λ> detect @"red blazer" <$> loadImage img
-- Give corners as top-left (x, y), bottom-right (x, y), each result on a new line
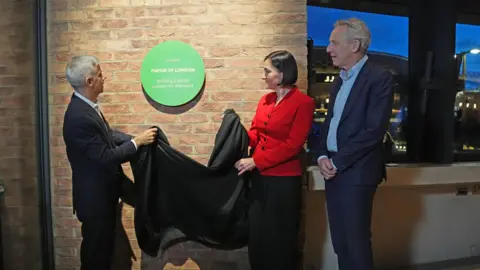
top-left (248, 87), bottom-right (315, 176)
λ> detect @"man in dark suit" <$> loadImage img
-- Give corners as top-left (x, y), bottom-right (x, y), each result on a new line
top-left (62, 55), bottom-right (157, 270)
top-left (317, 18), bottom-right (394, 270)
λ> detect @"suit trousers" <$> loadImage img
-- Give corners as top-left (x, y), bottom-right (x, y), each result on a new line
top-left (325, 178), bottom-right (377, 270)
top-left (248, 173), bottom-right (302, 270)
top-left (79, 215), bottom-right (116, 270)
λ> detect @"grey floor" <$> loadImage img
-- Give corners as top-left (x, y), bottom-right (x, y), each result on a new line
top-left (399, 260), bottom-right (480, 270)
top-left (382, 257), bottom-right (480, 270)
top-left (442, 266), bottom-right (480, 270)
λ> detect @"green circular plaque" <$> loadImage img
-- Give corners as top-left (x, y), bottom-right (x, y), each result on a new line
top-left (140, 40), bottom-right (205, 107)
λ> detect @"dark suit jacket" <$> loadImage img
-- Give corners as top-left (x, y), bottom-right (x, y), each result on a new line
top-left (63, 94), bottom-right (137, 220)
top-left (318, 60), bottom-right (394, 185)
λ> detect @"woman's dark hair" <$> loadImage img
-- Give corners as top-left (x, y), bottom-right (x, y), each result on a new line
top-left (264, 50), bottom-right (298, 86)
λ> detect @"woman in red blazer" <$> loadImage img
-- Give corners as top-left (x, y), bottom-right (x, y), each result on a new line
top-left (235, 50), bottom-right (315, 270)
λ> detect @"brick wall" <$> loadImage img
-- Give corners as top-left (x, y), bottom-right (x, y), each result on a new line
top-left (48, 1), bottom-right (307, 269)
top-left (0, 1), bottom-right (43, 270)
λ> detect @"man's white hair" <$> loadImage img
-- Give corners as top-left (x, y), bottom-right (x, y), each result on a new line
top-left (65, 55), bottom-right (99, 90)
top-left (334, 18), bottom-right (371, 52)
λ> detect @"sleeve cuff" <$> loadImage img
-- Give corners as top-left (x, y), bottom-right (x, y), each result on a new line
top-left (317, 155), bottom-right (337, 169)
top-left (330, 159), bottom-right (337, 170)
top-left (252, 154), bottom-right (264, 171)
top-left (317, 155), bottom-right (328, 162)
top-left (130, 139), bottom-right (137, 150)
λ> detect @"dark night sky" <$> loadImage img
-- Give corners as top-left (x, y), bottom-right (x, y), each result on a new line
top-left (307, 6), bottom-right (480, 90)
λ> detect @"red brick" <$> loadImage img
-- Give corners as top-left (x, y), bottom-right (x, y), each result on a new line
top-left (179, 114), bottom-right (208, 123)
top-left (194, 145), bottom-right (214, 155)
top-left (55, 218), bottom-right (81, 228)
top-left (173, 6), bottom-right (208, 15)
top-left (115, 7), bottom-right (145, 18)
top-left (100, 0), bottom-right (130, 7)
top-left (258, 13), bottom-right (306, 24)
top-left (112, 114), bottom-right (145, 124)
top-left (243, 90), bottom-right (269, 101)
top-left (178, 135), bottom-right (210, 145)
top-left (128, 62), bottom-right (141, 71)
top-left (69, 21), bottom-right (96, 31)
top-left (162, 124), bottom-right (193, 134)
top-left (55, 228), bottom-right (75, 238)
top-left (211, 91), bottom-right (243, 101)
top-left (208, 4), bottom-right (257, 14)
top-left (130, 0), bottom-right (162, 6)
top-left (101, 104), bottom-right (130, 114)
top-left (209, 48), bottom-right (241, 57)
top-left (113, 51), bottom-right (146, 60)
top-left (55, 52), bottom-right (114, 62)
top-left (172, 145), bottom-right (194, 155)
top-left (100, 19), bottom-right (129, 28)
top-left (85, 30), bottom-right (112, 40)
top-left (55, 247), bottom-right (77, 257)
top-left (194, 101), bottom-right (228, 112)
top-left (55, 238), bottom-right (82, 247)
top-left (132, 18), bottom-right (160, 27)
top-left (194, 123), bottom-right (221, 134)
top-left (225, 57), bottom-right (262, 68)
top-left (130, 103), bottom-right (156, 113)
top-left (145, 28), bottom-right (175, 38)
top-left (115, 71), bottom-right (139, 81)
top-left (147, 113), bottom-right (179, 123)
top-left (85, 8), bottom-right (115, 19)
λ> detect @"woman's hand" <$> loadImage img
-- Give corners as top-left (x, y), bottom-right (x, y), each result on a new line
top-left (235, 158), bottom-right (256, 175)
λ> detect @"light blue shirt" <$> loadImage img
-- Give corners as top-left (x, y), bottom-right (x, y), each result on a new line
top-left (74, 91), bottom-right (98, 110)
top-left (319, 55), bottom-right (368, 167)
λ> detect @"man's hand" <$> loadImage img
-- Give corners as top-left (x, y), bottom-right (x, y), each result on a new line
top-left (317, 157), bottom-right (336, 180)
top-left (133, 128), bottom-right (157, 147)
top-left (235, 158), bottom-right (256, 175)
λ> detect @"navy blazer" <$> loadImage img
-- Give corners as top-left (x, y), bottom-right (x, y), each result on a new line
top-left (63, 94), bottom-right (137, 220)
top-left (317, 60), bottom-right (394, 185)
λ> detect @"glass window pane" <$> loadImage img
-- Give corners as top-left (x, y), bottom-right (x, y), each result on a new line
top-left (454, 23), bottom-right (480, 153)
top-left (306, 6), bottom-right (409, 162)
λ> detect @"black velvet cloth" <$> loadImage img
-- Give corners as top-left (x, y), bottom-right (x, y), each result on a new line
top-left (129, 109), bottom-right (251, 257)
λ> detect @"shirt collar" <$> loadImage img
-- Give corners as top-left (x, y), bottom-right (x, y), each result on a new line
top-left (74, 91), bottom-right (98, 109)
top-left (339, 55), bottom-right (368, 81)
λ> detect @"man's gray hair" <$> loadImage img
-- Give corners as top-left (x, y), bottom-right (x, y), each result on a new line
top-left (334, 18), bottom-right (371, 52)
top-left (65, 55), bottom-right (99, 90)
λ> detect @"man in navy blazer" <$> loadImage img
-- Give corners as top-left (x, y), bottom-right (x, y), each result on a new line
top-left (317, 18), bottom-right (394, 270)
top-left (63, 55), bottom-right (157, 270)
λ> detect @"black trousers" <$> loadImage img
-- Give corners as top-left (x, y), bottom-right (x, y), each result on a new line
top-left (248, 173), bottom-right (302, 270)
top-left (79, 215), bottom-right (116, 270)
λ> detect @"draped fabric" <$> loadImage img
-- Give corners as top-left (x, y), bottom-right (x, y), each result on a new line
top-left (129, 109), bottom-right (251, 257)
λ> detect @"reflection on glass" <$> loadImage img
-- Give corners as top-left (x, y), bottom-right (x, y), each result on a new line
top-left (454, 24), bottom-right (480, 153)
top-left (306, 6), bottom-right (409, 162)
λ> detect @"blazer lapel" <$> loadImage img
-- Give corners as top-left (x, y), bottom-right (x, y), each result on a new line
top-left (98, 111), bottom-right (117, 147)
top-left (338, 61), bottom-right (370, 125)
top-left (72, 95), bottom-right (115, 148)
